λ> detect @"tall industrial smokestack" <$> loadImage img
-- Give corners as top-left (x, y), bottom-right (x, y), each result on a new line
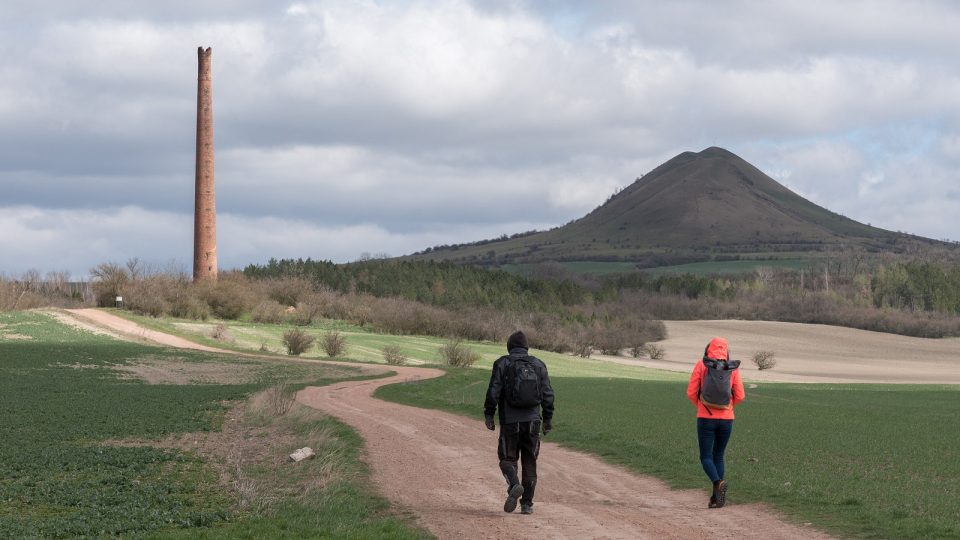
top-left (193, 46), bottom-right (217, 280)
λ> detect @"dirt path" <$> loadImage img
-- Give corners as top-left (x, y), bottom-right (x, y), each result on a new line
top-left (60, 309), bottom-right (234, 353)
top-left (297, 370), bottom-right (830, 540)
top-left (55, 309), bottom-right (832, 539)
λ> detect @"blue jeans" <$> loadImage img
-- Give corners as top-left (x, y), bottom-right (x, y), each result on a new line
top-left (696, 418), bottom-right (733, 483)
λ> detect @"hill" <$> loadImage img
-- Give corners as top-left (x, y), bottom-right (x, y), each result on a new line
top-left (410, 147), bottom-right (944, 266)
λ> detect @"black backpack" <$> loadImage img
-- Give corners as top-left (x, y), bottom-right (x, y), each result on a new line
top-left (505, 356), bottom-right (542, 408)
top-left (699, 357), bottom-right (741, 411)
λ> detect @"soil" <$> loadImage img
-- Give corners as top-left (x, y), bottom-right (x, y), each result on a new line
top-left (596, 320), bottom-right (960, 384)
top-left (55, 308), bottom-right (838, 539)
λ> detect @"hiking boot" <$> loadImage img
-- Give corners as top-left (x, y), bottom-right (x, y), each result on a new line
top-left (708, 494), bottom-right (718, 509)
top-left (714, 480), bottom-right (728, 508)
top-left (520, 503), bottom-right (533, 515)
top-left (503, 484), bottom-right (524, 513)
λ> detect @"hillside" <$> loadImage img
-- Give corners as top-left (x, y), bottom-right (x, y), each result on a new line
top-left (410, 147), bottom-right (943, 266)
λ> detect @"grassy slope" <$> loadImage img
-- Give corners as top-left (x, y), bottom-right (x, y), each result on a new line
top-left (376, 370), bottom-right (960, 539)
top-left (0, 311), bottom-right (427, 539)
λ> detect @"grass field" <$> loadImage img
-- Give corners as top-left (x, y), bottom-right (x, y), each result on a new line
top-left (0, 311), bottom-right (427, 538)
top-left (502, 259), bottom-right (811, 277)
top-left (376, 369), bottom-right (960, 539)
top-left (110, 310), bottom-right (685, 381)
top-left (640, 259), bottom-right (812, 276)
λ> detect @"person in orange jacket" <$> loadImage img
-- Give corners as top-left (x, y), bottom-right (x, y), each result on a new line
top-left (686, 336), bottom-right (745, 508)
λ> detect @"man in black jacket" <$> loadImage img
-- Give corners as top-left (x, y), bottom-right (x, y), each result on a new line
top-left (484, 330), bottom-right (555, 515)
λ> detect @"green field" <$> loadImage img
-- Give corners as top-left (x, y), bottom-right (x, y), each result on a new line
top-left (501, 259), bottom-right (812, 277)
top-left (0, 311), bottom-right (427, 538)
top-left (377, 370), bottom-right (960, 539)
top-left (640, 259), bottom-right (813, 276)
top-left (501, 261), bottom-right (642, 276)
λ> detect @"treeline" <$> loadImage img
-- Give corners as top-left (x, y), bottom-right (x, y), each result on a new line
top-left (0, 271), bottom-right (89, 310)
top-left (240, 257), bottom-right (960, 338)
top-left (84, 263), bottom-right (664, 356)
top-left (242, 258), bottom-right (589, 311)
top-left (604, 260), bottom-right (960, 337)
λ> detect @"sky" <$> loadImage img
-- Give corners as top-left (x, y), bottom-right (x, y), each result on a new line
top-left (2, 0), bottom-right (959, 278)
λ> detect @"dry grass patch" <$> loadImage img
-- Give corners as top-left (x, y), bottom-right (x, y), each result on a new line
top-left (105, 388), bottom-right (349, 514)
top-left (112, 356), bottom-right (257, 385)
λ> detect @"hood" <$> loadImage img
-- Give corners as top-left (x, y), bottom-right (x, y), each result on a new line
top-left (507, 330), bottom-right (528, 351)
top-left (704, 337), bottom-right (729, 360)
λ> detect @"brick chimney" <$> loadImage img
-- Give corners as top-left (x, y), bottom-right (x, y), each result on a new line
top-left (193, 46), bottom-right (218, 280)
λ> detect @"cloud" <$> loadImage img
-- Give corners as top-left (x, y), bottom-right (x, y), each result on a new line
top-left (3, 0), bottom-right (960, 274)
top-left (0, 205), bottom-right (549, 277)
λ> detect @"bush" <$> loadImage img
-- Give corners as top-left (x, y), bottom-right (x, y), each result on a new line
top-left (382, 345), bottom-right (407, 365)
top-left (90, 262), bottom-right (130, 307)
top-left (265, 277), bottom-right (314, 307)
top-left (752, 350), bottom-right (777, 370)
top-left (321, 331), bottom-right (347, 358)
top-left (211, 323), bottom-right (233, 342)
top-left (282, 328), bottom-right (315, 356)
top-left (643, 343), bottom-right (665, 360)
top-left (439, 339), bottom-right (480, 367)
top-left (265, 382), bottom-right (295, 416)
top-left (197, 273), bottom-right (257, 320)
top-left (251, 300), bottom-right (288, 324)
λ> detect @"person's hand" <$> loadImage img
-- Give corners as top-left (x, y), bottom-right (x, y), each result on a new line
top-left (542, 420), bottom-right (552, 436)
top-left (484, 416), bottom-right (496, 431)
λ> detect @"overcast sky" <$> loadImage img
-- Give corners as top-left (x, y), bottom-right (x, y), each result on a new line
top-left (3, 0), bottom-right (959, 277)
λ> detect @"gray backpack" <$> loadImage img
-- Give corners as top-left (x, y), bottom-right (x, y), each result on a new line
top-left (699, 357), bottom-right (740, 411)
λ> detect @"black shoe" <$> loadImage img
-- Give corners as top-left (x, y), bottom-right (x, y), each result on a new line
top-left (715, 480), bottom-right (728, 508)
top-left (520, 503), bottom-right (533, 515)
top-left (708, 494), bottom-right (718, 509)
top-left (503, 484), bottom-right (524, 513)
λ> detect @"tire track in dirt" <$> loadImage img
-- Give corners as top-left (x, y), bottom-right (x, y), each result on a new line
top-left (61, 308), bottom-right (832, 539)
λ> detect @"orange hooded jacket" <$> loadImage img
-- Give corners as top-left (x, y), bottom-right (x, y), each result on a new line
top-left (686, 337), bottom-right (745, 420)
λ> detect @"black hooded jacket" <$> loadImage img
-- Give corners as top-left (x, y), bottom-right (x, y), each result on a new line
top-left (484, 347), bottom-right (555, 424)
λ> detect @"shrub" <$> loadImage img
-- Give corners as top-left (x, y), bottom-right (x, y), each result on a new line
top-left (439, 339), bottom-right (480, 367)
top-left (211, 323), bottom-right (233, 342)
top-left (291, 301), bottom-right (325, 326)
top-left (169, 292), bottom-right (210, 320)
top-left (382, 345), bottom-right (407, 365)
top-left (265, 277), bottom-right (314, 307)
top-left (321, 331), bottom-right (347, 357)
top-left (197, 273), bottom-right (257, 320)
top-left (282, 328), bottom-right (315, 356)
top-left (265, 382), bottom-right (295, 416)
top-left (595, 325), bottom-right (630, 356)
top-left (251, 300), bottom-right (288, 324)
top-left (90, 262), bottom-right (130, 307)
top-left (752, 350), bottom-right (777, 370)
top-left (643, 343), bottom-right (665, 360)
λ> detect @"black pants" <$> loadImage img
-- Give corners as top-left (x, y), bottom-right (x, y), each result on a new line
top-left (498, 420), bottom-right (541, 505)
